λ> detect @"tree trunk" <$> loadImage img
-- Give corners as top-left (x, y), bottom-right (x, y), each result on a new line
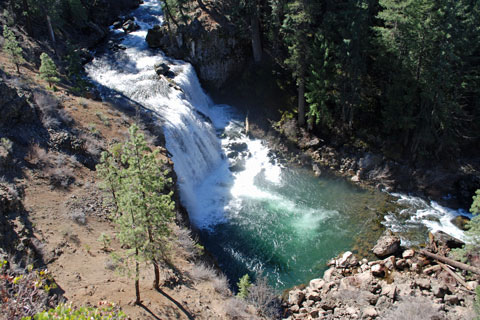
top-left (297, 33), bottom-right (306, 127)
top-left (153, 261), bottom-right (160, 289)
top-left (420, 250), bottom-right (480, 275)
top-left (46, 14), bottom-right (56, 53)
top-left (251, 3), bottom-right (262, 63)
top-left (298, 77), bottom-right (306, 126)
top-left (135, 248), bottom-right (141, 305)
top-left (22, 0), bottom-right (32, 36)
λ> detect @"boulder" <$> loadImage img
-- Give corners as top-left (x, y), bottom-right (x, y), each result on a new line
top-left (372, 234), bottom-right (401, 257)
top-left (371, 264), bottom-right (385, 277)
top-left (309, 278), bottom-right (325, 291)
top-left (383, 256), bottom-right (396, 270)
top-left (402, 249), bottom-right (415, 259)
top-left (444, 294), bottom-right (460, 305)
top-left (395, 258), bottom-right (408, 269)
top-left (432, 231), bottom-right (465, 249)
top-left (451, 216), bottom-right (470, 230)
top-left (362, 306), bottom-right (378, 318)
top-left (122, 19), bottom-right (140, 33)
top-left (228, 142), bottom-right (248, 153)
top-left (415, 278), bottom-right (431, 290)
top-left (288, 289), bottom-right (305, 306)
top-left (146, 25), bottom-right (167, 48)
top-left (337, 251), bottom-right (359, 268)
top-left (112, 20), bottom-right (123, 29)
top-left (154, 62), bottom-right (171, 76)
top-left (431, 283), bottom-right (448, 298)
top-left (229, 159), bottom-right (246, 172)
top-left (381, 284), bottom-right (397, 300)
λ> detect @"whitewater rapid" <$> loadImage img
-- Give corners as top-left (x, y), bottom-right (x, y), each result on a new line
top-left (85, 0), bottom-right (470, 287)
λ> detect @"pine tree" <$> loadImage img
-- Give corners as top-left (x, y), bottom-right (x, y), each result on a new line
top-left (281, 0), bottom-right (313, 126)
top-left (97, 124), bottom-right (176, 304)
top-left (39, 53), bottom-right (60, 89)
top-left (2, 26), bottom-right (25, 73)
top-left (375, 0), bottom-right (480, 156)
top-left (237, 274), bottom-right (252, 299)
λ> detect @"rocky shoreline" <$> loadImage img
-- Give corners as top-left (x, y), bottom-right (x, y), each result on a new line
top-left (284, 233), bottom-right (478, 320)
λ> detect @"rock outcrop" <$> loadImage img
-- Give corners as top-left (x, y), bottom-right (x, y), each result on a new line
top-left (0, 78), bottom-right (36, 129)
top-left (146, 17), bottom-right (249, 89)
top-left (284, 250), bottom-right (477, 319)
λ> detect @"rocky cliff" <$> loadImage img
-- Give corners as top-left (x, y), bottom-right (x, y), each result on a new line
top-left (146, 14), bottom-right (249, 89)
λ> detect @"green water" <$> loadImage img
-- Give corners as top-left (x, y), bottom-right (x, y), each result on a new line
top-left (198, 167), bottom-right (392, 289)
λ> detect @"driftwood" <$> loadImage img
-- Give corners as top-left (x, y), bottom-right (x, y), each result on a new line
top-left (420, 250), bottom-right (480, 275)
top-left (423, 265), bottom-right (441, 274)
top-left (438, 262), bottom-right (473, 291)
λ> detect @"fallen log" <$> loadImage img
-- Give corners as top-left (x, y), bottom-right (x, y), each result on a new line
top-left (423, 265), bottom-right (441, 274)
top-left (420, 250), bottom-right (480, 275)
top-left (438, 262), bottom-right (473, 291)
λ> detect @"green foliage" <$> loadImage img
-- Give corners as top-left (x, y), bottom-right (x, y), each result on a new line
top-left (237, 274), bottom-right (252, 299)
top-left (2, 25), bottom-right (25, 73)
top-left (39, 53), bottom-right (60, 88)
top-left (452, 190), bottom-right (480, 262)
top-left (97, 124), bottom-right (176, 301)
top-left (1, 262), bottom-right (57, 319)
top-left (67, 0), bottom-right (88, 27)
top-left (0, 137), bottom-right (13, 153)
top-left (23, 302), bottom-right (126, 320)
top-left (98, 233), bottom-right (111, 251)
top-left (63, 43), bottom-right (83, 78)
top-left (374, 0), bottom-right (480, 156)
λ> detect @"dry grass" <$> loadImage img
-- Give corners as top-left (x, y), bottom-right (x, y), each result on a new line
top-left (34, 90), bottom-right (73, 129)
top-left (189, 263), bottom-right (217, 282)
top-left (212, 273), bottom-right (231, 296)
top-left (223, 297), bottom-right (251, 319)
top-left (176, 228), bottom-right (199, 260)
top-left (247, 275), bottom-right (282, 319)
top-left (380, 296), bottom-right (443, 320)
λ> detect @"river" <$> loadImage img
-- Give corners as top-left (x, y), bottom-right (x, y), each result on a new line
top-left (86, 0), bottom-right (471, 290)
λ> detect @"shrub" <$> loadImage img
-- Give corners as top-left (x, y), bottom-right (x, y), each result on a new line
top-left (223, 297), bottom-right (250, 319)
top-left (189, 263), bottom-right (217, 282)
top-left (381, 296), bottom-right (441, 320)
top-left (0, 261), bottom-right (57, 320)
top-left (246, 275), bottom-right (282, 319)
top-left (452, 190), bottom-right (480, 262)
top-left (24, 302), bottom-right (126, 320)
top-left (46, 166), bottom-right (75, 189)
top-left (176, 228), bottom-right (201, 259)
top-left (212, 273), bottom-right (231, 296)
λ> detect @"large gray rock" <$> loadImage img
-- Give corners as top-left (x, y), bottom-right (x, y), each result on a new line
top-left (372, 234), bottom-right (401, 257)
top-left (336, 251), bottom-right (359, 268)
top-left (432, 231), bottom-right (464, 249)
top-left (122, 19), bottom-right (140, 32)
top-left (288, 289), bottom-right (305, 306)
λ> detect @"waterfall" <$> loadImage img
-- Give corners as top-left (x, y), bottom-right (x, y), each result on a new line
top-left (86, 0), bottom-right (468, 289)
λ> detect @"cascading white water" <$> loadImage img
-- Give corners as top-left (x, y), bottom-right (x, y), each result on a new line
top-left (86, 0), bottom-right (470, 288)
